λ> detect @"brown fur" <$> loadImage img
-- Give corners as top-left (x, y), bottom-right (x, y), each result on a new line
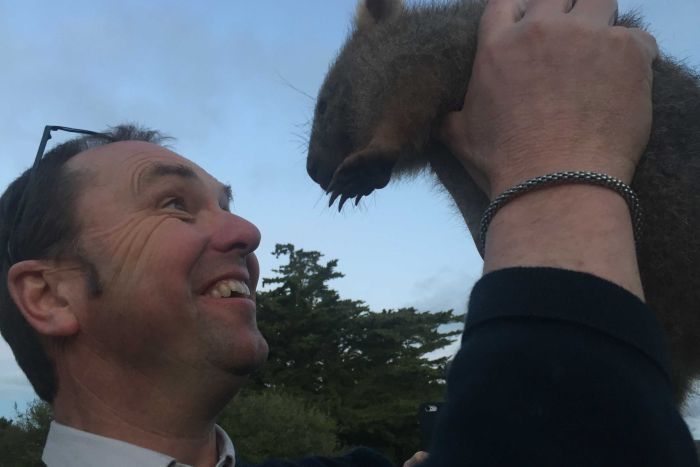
top-left (306, 0), bottom-right (700, 403)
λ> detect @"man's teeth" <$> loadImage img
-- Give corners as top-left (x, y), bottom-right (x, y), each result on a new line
top-left (206, 279), bottom-right (251, 298)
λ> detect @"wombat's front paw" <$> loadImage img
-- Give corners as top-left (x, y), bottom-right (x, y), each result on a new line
top-left (326, 148), bottom-right (398, 211)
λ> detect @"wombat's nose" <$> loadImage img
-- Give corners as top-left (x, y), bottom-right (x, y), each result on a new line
top-left (307, 157), bottom-right (328, 190)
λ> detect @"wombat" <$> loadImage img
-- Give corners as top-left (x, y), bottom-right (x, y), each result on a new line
top-left (306, 0), bottom-right (700, 403)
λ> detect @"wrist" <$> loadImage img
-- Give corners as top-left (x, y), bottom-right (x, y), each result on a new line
top-left (482, 183), bottom-right (644, 301)
top-left (480, 171), bottom-right (642, 255)
top-left (487, 153), bottom-right (636, 200)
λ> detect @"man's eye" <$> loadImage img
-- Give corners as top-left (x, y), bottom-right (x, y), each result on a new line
top-left (162, 197), bottom-right (188, 211)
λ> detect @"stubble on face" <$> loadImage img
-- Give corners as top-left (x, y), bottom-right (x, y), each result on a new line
top-left (64, 141), bottom-right (268, 382)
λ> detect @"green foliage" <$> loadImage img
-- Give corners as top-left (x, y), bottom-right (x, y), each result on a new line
top-left (219, 389), bottom-right (340, 463)
top-left (249, 244), bottom-right (463, 462)
top-left (0, 400), bottom-right (52, 467)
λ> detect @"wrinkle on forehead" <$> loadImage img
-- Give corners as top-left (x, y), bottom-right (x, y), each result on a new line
top-left (128, 152), bottom-right (169, 196)
top-left (70, 142), bottom-right (191, 181)
top-left (122, 150), bottom-right (199, 196)
top-left (70, 141), bottom-right (172, 169)
top-left (133, 162), bottom-right (202, 198)
top-left (70, 141), bottom-right (230, 205)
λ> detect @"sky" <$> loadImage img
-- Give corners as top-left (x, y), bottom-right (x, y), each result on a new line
top-left (0, 0), bottom-right (699, 436)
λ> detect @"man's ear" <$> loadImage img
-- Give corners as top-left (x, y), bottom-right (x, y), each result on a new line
top-left (7, 260), bottom-right (80, 337)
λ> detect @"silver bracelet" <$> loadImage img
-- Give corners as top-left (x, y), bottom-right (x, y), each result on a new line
top-left (478, 171), bottom-right (643, 254)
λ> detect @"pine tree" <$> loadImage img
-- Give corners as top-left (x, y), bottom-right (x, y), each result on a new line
top-left (249, 244), bottom-right (463, 462)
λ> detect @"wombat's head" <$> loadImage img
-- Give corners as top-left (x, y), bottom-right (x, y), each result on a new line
top-left (307, 0), bottom-right (406, 210)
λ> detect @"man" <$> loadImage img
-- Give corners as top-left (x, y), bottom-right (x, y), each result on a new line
top-left (0, 0), bottom-right (696, 466)
top-left (2, 129), bottom-right (263, 466)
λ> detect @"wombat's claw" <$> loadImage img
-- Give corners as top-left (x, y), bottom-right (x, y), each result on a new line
top-left (328, 191), bottom-right (341, 208)
top-left (325, 149), bottom-right (396, 210)
top-left (338, 194), bottom-right (351, 211)
top-left (325, 178), bottom-right (338, 195)
top-left (326, 191), bottom-right (362, 211)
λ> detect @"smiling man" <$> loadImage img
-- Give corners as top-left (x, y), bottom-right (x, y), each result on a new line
top-left (1, 128), bottom-right (268, 466)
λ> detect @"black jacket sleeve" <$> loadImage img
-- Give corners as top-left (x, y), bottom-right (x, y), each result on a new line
top-left (426, 267), bottom-right (698, 467)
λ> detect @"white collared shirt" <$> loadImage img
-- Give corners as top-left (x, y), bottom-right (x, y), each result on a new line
top-left (42, 421), bottom-right (236, 467)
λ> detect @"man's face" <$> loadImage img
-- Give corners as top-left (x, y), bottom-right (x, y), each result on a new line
top-left (66, 141), bottom-right (268, 382)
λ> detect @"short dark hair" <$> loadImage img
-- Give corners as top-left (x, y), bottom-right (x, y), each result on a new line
top-left (0, 124), bottom-right (170, 403)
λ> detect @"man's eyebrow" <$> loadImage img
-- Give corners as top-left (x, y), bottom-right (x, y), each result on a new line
top-left (137, 163), bottom-right (199, 194)
top-left (137, 163), bottom-right (234, 204)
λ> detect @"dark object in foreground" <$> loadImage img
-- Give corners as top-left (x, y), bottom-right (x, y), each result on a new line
top-left (429, 267), bottom-right (698, 466)
top-left (306, 0), bottom-right (700, 403)
top-left (418, 402), bottom-right (445, 451)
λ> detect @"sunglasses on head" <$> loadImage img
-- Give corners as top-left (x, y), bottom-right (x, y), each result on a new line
top-left (6, 125), bottom-right (111, 265)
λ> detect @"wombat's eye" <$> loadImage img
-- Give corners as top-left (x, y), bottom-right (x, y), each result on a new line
top-left (316, 99), bottom-right (327, 116)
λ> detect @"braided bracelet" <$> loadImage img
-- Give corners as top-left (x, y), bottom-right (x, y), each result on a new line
top-left (478, 171), bottom-right (643, 254)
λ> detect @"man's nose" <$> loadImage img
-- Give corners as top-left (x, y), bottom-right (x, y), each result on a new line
top-left (210, 211), bottom-right (261, 256)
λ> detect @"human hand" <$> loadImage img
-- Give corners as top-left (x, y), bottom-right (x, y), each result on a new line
top-left (403, 451), bottom-right (429, 467)
top-left (439, 0), bottom-right (659, 199)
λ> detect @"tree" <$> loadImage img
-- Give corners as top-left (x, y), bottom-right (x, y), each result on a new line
top-left (0, 400), bottom-right (52, 467)
top-left (249, 244), bottom-right (463, 462)
top-left (218, 389), bottom-right (340, 463)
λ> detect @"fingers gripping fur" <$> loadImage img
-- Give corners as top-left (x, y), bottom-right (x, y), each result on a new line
top-left (356, 0), bottom-right (404, 29)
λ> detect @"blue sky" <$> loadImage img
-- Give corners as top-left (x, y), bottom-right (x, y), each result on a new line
top-left (1, 0), bottom-right (699, 435)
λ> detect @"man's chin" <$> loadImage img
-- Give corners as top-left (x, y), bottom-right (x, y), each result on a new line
top-left (228, 340), bottom-right (269, 377)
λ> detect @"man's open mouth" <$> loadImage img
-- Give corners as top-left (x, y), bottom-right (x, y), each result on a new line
top-left (203, 279), bottom-right (251, 299)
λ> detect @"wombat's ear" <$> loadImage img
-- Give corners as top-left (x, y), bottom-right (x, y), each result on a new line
top-left (355, 0), bottom-right (404, 29)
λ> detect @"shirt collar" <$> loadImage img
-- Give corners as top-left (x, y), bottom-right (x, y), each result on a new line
top-left (42, 421), bottom-right (235, 467)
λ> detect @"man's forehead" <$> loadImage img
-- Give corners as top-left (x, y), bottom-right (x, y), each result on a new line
top-left (67, 140), bottom-right (224, 188)
top-left (69, 140), bottom-right (196, 173)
